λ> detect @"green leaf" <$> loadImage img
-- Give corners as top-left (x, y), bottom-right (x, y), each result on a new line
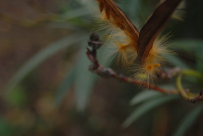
top-left (172, 105), bottom-right (203, 136)
top-left (49, 23), bottom-right (82, 31)
top-left (164, 40), bottom-right (203, 69)
top-left (164, 54), bottom-right (189, 68)
top-left (79, 0), bottom-right (96, 8)
top-left (171, 40), bottom-right (203, 70)
top-left (130, 90), bottom-right (163, 105)
top-left (54, 7), bottom-right (91, 22)
top-left (54, 67), bottom-right (75, 105)
top-left (5, 33), bottom-right (86, 94)
top-left (122, 95), bottom-right (178, 128)
top-left (74, 45), bottom-right (111, 112)
top-left (172, 40), bottom-right (203, 51)
top-left (195, 45), bottom-right (203, 73)
top-left (74, 47), bottom-right (98, 112)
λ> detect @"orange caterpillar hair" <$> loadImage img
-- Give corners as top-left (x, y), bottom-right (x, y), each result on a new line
top-left (94, 0), bottom-right (182, 84)
top-left (94, 0), bottom-right (139, 66)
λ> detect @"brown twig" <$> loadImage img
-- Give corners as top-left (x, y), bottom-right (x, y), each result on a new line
top-left (176, 70), bottom-right (203, 103)
top-left (159, 67), bottom-right (183, 79)
top-left (190, 91), bottom-right (203, 103)
top-left (87, 33), bottom-right (178, 94)
top-left (86, 33), bottom-right (203, 103)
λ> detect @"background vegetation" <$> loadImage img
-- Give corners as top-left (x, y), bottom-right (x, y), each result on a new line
top-left (0, 0), bottom-right (203, 135)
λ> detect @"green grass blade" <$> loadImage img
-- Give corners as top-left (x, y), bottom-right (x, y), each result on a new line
top-left (122, 95), bottom-right (178, 128)
top-left (5, 33), bottom-right (86, 94)
top-left (172, 105), bottom-right (203, 136)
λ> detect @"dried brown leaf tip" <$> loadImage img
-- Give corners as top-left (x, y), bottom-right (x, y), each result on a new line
top-left (94, 0), bottom-right (183, 83)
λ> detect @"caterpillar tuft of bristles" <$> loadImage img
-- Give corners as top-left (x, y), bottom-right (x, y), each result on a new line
top-left (92, 0), bottom-right (183, 85)
top-left (134, 35), bottom-right (171, 85)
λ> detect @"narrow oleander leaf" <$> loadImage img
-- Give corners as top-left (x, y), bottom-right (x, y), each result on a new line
top-left (130, 90), bottom-right (163, 105)
top-left (49, 23), bottom-right (81, 31)
top-left (54, 7), bottom-right (91, 22)
top-left (122, 95), bottom-right (178, 128)
top-left (174, 40), bottom-right (203, 71)
top-left (172, 40), bottom-right (203, 51)
top-left (172, 105), bottom-right (203, 136)
top-left (5, 33), bottom-right (86, 94)
top-left (75, 44), bottom-right (111, 112)
top-left (164, 54), bottom-right (189, 69)
top-left (55, 67), bottom-right (75, 105)
top-left (138, 0), bottom-right (182, 63)
top-left (166, 40), bottom-right (203, 69)
top-left (195, 45), bottom-right (203, 72)
top-left (75, 47), bottom-right (98, 112)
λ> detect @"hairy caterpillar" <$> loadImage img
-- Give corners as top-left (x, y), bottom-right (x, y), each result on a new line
top-left (93, 0), bottom-right (183, 84)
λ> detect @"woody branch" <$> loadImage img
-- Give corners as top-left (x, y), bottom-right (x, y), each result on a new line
top-left (86, 33), bottom-right (203, 103)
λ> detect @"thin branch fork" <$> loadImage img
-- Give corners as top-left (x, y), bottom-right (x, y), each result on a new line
top-left (86, 33), bottom-right (203, 103)
top-left (86, 33), bottom-right (178, 94)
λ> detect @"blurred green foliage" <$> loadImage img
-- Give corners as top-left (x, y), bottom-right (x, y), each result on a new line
top-left (0, 0), bottom-right (203, 136)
